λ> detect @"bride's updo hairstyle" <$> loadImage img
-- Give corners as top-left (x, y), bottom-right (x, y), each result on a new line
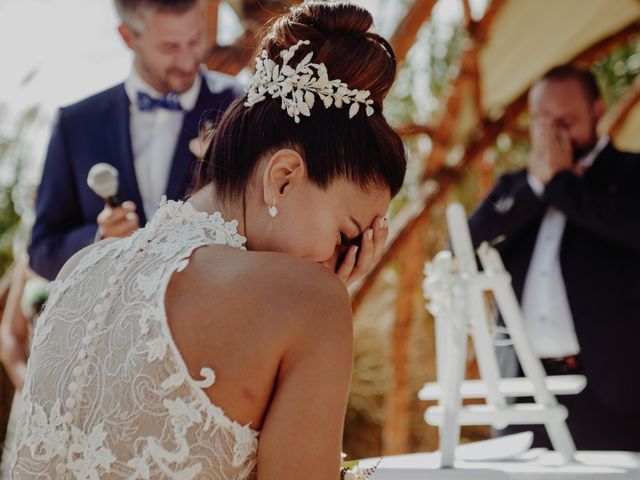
top-left (195, 0), bottom-right (406, 200)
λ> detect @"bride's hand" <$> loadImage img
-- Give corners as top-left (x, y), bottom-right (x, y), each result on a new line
top-left (335, 216), bottom-right (389, 288)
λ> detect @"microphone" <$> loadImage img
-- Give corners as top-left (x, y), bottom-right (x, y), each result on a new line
top-left (87, 163), bottom-right (121, 208)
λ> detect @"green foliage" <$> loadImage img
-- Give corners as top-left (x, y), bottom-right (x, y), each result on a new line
top-left (386, 21), bottom-right (466, 128)
top-left (593, 37), bottom-right (640, 107)
top-left (0, 106), bottom-right (38, 274)
top-left (426, 23), bottom-right (465, 101)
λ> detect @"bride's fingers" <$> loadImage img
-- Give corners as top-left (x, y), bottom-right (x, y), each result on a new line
top-left (352, 228), bottom-right (374, 275)
top-left (337, 217), bottom-right (388, 287)
top-left (336, 245), bottom-right (358, 283)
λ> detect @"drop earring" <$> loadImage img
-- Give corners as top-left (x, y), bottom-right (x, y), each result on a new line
top-left (268, 198), bottom-right (278, 218)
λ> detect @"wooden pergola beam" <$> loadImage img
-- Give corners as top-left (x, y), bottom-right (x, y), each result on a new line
top-left (352, 18), bottom-right (640, 312)
top-left (205, 0), bottom-right (219, 51)
top-left (204, 0), bottom-right (304, 75)
top-left (462, 0), bottom-right (473, 27)
top-left (205, 30), bottom-right (257, 75)
top-left (468, 0), bottom-right (505, 44)
top-left (395, 124), bottom-right (439, 141)
top-left (572, 20), bottom-right (640, 68)
top-left (389, 0), bottom-right (438, 64)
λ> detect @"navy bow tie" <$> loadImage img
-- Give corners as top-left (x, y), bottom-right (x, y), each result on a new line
top-left (136, 91), bottom-right (182, 112)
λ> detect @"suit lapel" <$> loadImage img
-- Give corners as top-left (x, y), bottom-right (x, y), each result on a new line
top-left (583, 141), bottom-right (615, 185)
top-left (560, 140), bottom-right (615, 270)
top-left (105, 85), bottom-right (147, 225)
top-left (164, 81), bottom-right (212, 201)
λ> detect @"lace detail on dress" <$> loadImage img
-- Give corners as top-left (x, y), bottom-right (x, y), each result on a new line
top-left (12, 198), bottom-right (259, 479)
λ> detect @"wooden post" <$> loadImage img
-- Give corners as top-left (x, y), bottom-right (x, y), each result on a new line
top-left (204, 0), bottom-right (219, 52)
top-left (382, 224), bottom-right (427, 454)
top-left (389, 0), bottom-right (438, 64)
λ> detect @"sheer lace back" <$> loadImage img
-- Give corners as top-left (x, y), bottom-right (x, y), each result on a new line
top-left (12, 199), bottom-right (259, 479)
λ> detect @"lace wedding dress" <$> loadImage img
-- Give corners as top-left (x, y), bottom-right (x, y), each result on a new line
top-left (11, 198), bottom-right (259, 479)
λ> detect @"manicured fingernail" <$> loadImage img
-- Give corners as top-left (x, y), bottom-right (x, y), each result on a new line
top-left (378, 218), bottom-right (385, 229)
top-left (366, 228), bottom-right (373, 240)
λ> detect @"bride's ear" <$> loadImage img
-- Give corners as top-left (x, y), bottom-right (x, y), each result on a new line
top-left (262, 149), bottom-right (306, 204)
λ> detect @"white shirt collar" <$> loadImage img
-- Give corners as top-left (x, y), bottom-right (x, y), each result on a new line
top-left (124, 66), bottom-right (202, 112)
top-left (577, 136), bottom-right (609, 170)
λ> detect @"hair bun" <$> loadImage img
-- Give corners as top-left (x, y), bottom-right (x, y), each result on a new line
top-left (259, 1), bottom-right (397, 105)
top-left (296, 1), bottom-right (373, 35)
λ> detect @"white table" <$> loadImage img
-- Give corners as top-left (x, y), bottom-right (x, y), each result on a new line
top-left (360, 450), bottom-right (640, 479)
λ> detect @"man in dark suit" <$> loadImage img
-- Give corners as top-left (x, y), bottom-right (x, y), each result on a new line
top-left (29, 0), bottom-right (242, 280)
top-left (469, 64), bottom-right (640, 451)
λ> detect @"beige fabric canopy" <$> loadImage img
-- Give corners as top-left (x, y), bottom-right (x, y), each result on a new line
top-left (449, 0), bottom-right (640, 149)
top-left (482, 0), bottom-right (640, 111)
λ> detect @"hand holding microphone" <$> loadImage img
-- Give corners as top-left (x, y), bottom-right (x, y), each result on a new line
top-left (87, 163), bottom-right (139, 240)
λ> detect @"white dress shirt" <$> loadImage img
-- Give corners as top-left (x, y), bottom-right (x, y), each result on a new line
top-left (124, 69), bottom-right (201, 220)
top-left (522, 137), bottom-right (608, 358)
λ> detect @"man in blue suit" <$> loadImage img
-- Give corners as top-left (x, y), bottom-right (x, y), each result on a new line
top-left (29, 0), bottom-right (242, 280)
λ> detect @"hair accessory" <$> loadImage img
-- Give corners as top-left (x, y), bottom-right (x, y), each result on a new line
top-left (268, 199), bottom-right (278, 218)
top-left (244, 40), bottom-right (375, 123)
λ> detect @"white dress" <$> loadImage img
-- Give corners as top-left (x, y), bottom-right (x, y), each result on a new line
top-left (11, 198), bottom-right (259, 479)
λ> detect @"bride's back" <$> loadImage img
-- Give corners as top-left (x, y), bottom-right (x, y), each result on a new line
top-left (11, 200), bottom-right (263, 479)
top-left (165, 234), bottom-right (349, 432)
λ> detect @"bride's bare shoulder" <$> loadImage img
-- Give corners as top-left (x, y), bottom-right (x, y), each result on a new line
top-left (188, 246), bottom-right (352, 338)
top-left (248, 250), bottom-right (350, 313)
top-left (236, 250), bottom-right (354, 365)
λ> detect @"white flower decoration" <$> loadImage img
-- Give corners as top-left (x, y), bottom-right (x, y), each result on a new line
top-left (423, 251), bottom-right (468, 337)
top-left (244, 39), bottom-right (375, 123)
top-left (423, 251), bottom-right (459, 320)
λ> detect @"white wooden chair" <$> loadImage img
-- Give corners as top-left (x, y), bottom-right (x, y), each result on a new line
top-left (420, 203), bottom-right (586, 467)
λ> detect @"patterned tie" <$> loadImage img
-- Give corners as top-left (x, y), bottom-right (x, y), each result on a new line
top-left (136, 91), bottom-right (182, 112)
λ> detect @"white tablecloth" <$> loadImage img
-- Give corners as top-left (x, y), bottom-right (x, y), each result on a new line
top-left (360, 450), bottom-right (640, 479)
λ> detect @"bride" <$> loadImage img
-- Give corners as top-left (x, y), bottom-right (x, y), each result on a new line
top-left (11, 1), bottom-right (406, 478)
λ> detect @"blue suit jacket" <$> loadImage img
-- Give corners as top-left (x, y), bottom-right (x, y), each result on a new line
top-left (29, 72), bottom-right (242, 280)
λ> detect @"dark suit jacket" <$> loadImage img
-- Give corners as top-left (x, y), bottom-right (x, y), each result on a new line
top-left (29, 72), bottom-right (242, 280)
top-left (469, 142), bottom-right (640, 416)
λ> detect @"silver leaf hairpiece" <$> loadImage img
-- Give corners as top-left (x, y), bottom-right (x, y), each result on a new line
top-left (244, 39), bottom-right (375, 123)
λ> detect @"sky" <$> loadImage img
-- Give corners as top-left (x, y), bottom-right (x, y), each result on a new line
top-left (0, 0), bottom-right (485, 189)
